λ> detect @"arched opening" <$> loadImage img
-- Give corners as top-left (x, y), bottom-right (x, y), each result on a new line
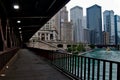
top-left (57, 44), bottom-right (63, 48)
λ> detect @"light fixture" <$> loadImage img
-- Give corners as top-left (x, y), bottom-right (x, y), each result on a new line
top-left (17, 20), bottom-right (21, 23)
top-left (20, 35), bottom-right (23, 41)
top-left (13, 4), bottom-right (19, 9)
top-left (19, 27), bottom-right (21, 30)
top-left (19, 31), bottom-right (22, 33)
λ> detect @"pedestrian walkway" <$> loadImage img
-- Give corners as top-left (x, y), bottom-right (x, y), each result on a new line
top-left (0, 49), bottom-right (70, 80)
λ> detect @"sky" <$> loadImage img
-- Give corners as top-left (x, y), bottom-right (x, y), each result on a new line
top-left (66, 0), bottom-right (120, 16)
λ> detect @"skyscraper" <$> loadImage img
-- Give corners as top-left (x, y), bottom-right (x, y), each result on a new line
top-left (83, 16), bottom-right (87, 29)
top-left (102, 31), bottom-right (109, 45)
top-left (70, 6), bottom-right (83, 43)
top-left (103, 10), bottom-right (115, 45)
top-left (87, 4), bottom-right (102, 45)
top-left (55, 6), bottom-right (73, 42)
top-left (114, 15), bottom-right (120, 45)
top-left (83, 29), bottom-right (90, 44)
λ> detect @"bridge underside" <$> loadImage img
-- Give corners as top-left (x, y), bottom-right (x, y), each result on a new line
top-left (0, 0), bottom-right (70, 51)
top-left (0, 0), bottom-right (70, 76)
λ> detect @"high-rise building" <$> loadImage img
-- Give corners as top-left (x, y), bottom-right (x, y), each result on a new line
top-left (83, 29), bottom-right (90, 44)
top-left (83, 16), bottom-right (87, 29)
top-left (114, 15), bottom-right (120, 45)
top-left (102, 31), bottom-right (109, 45)
top-left (55, 6), bottom-right (68, 40)
top-left (83, 16), bottom-right (90, 44)
top-left (61, 22), bottom-right (73, 43)
top-left (55, 6), bottom-right (73, 42)
top-left (70, 6), bottom-right (84, 43)
top-left (103, 10), bottom-right (115, 45)
top-left (87, 4), bottom-right (102, 45)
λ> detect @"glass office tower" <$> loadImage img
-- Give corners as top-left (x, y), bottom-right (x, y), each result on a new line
top-left (103, 10), bottom-right (115, 45)
top-left (87, 4), bottom-right (102, 45)
top-left (70, 6), bottom-right (84, 43)
top-left (115, 15), bottom-right (120, 45)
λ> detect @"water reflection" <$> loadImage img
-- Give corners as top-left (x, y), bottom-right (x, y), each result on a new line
top-left (82, 49), bottom-right (120, 62)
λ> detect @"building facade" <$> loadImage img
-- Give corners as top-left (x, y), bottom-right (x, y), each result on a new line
top-left (70, 6), bottom-right (84, 43)
top-left (30, 6), bottom-right (73, 43)
top-left (83, 16), bottom-right (87, 29)
top-left (102, 31), bottom-right (109, 45)
top-left (83, 29), bottom-right (90, 44)
top-left (30, 16), bottom-right (58, 42)
top-left (60, 22), bottom-right (73, 43)
top-left (103, 10), bottom-right (115, 45)
top-left (114, 15), bottom-right (120, 45)
top-left (87, 4), bottom-right (102, 45)
top-left (54, 6), bottom-right (73, 42)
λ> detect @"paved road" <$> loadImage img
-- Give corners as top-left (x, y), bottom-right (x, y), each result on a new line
top-left (0, 49), bottom-right (70, 80)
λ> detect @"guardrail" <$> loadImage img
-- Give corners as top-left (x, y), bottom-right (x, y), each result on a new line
top-left (0, 48), bottom-right (19, 71)
top-left (29, 48), bottom-right (120, 80)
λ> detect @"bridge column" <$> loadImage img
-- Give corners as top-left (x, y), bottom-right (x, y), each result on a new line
top-left (0, 18), bottom-right (7, 51)
top-left (0, 19), bottom-right (4, 51)
top-left (0, 18), bottom-right (20, 51)
top-left (6, 19), bottom-right (12, 48)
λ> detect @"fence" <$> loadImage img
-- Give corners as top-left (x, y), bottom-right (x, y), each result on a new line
top-left (0, 48), bottom-right (19, 71)
top-left (29, 48), bottom-right (120, 80)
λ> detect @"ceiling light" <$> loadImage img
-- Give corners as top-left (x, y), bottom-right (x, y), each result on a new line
top-left (17, 20), bottom-right (21, 23)
top-left (19, 27), bottom-right (21, 30)
top-left (13, 5), bottom-right (19, 9)
top-left (19, 31), bottom-right (22, 33)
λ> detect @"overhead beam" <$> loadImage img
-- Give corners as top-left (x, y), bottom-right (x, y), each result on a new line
top-left (47, 0), bottom-right (56, 12)
top-left (10, 16), bottom-right (50, 19)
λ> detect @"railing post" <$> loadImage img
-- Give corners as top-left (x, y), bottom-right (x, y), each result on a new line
top-left (77, 56), bottom-right (80, 78)
top-left (97, 60), bottom-right (100, 80)
top-left (68, 54), bottom-right (70, 72)
top-left (109, 62), bottom-right (112, 80)
top-left (88, 58), bottom-right (90, 80)
top-left (103, 61), bottom-right (106, 80)
top-left (75, 55), bottom-right (77, 76)
top-left (70, 55), bottom-right (72, 73)
top-left (117, 63), bottom-right (120, 80)
top-left (84, 57), bottom-right (86, 80)
top-left (80, 57), bottom-right (83, 79)
top-left (72, 55), bottom-right (74, 74)
top-left (92, 59), bottom-right (95, 80)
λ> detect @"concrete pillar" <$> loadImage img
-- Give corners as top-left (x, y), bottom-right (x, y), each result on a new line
top-left (45, 33), bottom-right (47, 41)
top-left (40, 33), bottom-right (42, 41)
top-left (48, 33), bottom-right (50, 41)
top-left (53, 31), bottom-right (56, 41)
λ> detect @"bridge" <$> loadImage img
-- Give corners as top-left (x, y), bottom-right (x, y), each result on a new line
top-left (27, 40), bottom-right (75, 50)
top-left (0, 0), bottom-right (120, 80)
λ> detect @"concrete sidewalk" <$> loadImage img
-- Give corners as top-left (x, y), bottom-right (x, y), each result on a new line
top-left (0, 49), bottom-right (70, 80)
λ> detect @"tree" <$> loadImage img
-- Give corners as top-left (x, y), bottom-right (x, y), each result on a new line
top-left (67, 43), bottom-right (86, 54)
top-left (89, 44), bottom-right (95, 49)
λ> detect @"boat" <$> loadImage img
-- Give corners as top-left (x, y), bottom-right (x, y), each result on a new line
top-left (106, 47), bottom-right (110, 51)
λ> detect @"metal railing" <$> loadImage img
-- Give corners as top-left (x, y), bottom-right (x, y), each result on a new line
top-left (29, 48), bottom-right (120, 80)
top-left (0, 48), bottom-right (19, 71)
